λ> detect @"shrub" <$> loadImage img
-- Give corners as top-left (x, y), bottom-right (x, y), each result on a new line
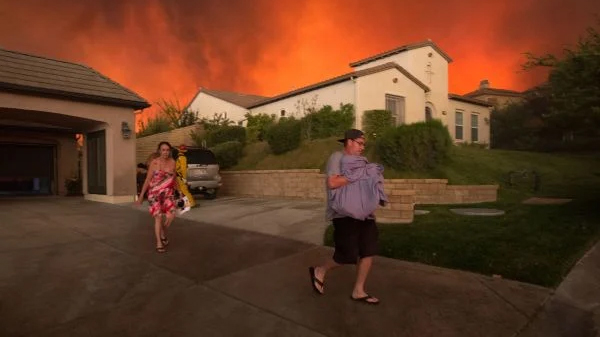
top-left (136, 115), bottom-right (173, 138)
top-left (246, 113), bottom-right (276, 142)
top-left (210, 141), bottom-right (243, 169)
top-left (302, 103), bottom-right (354, 140)
top-left (206, 125), bottom-right (246, 147)
top-left (375, 120), bottom-right (452, 170)
top-left (190, 128), bottom-right (206, 148)
top-left (363, 109), bottom-right (394, 139)
top-left (265, 117), bottom-right (302, 154)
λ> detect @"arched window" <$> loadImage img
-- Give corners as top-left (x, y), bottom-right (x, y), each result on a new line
top-left (425, 107), bottom-right (433, 121)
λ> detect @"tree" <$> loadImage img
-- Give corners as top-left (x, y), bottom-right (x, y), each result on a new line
top-left (199, 112), bottom-right (234, 131)
top-left (157, 98), bottom-right (199, 128)
top-left (523, 20), bottom-right (600, 139)
top-left (294, 95), bottom-right (319, 140)
top-left (136, 114), bottom-right (173, 137)
top-left (245, 112), bottom-right (276, 141)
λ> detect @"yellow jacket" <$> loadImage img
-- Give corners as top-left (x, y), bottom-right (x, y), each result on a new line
top-left (176, 154), bottom-right (187, 182)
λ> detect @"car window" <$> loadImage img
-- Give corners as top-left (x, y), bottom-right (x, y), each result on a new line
top-left (186, 149), bottom-right (218, 164)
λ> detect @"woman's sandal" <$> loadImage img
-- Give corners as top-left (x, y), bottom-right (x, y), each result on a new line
top-left (161, 237), bottom-right (169, 247)
top-left (156, 245), bottom-right (167, 253)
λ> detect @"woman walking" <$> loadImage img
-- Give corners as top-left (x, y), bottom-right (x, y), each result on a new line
top-left (137, 141), bottom-right (179, 253)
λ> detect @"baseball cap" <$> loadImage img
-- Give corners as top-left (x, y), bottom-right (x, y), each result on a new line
top-left (337, 129), bottom-right (365, 143)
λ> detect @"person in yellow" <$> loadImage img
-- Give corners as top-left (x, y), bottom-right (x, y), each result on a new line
top-left (175, 144), bottom-right (196, 208)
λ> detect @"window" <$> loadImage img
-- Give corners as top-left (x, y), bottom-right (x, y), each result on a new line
top-left (385, 94), bottom-right (405, 125)
top-left (425, 107), bottom-right (433, 121)
top-left (280, 109), bottom-right (286, 117)
top-left (455, 111), bottom-right (463, 140)
top-left (471, 114), bottom-right (479, 142)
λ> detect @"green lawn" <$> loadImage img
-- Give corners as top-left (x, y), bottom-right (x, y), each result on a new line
top-left (231, 138), bottom-right (600, 287)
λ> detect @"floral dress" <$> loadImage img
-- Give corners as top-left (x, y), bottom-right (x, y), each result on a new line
top-left (147, 169), bottom-right (176, 217)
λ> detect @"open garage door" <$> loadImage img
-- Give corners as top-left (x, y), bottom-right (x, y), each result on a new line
top-left (0, 143), bottom-right (55, 195)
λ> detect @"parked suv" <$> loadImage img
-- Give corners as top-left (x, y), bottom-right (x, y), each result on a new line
top-left (174, 147), bottom-right (222, 199)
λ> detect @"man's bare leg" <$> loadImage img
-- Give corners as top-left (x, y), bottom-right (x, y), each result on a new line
top-left (313, 258), bottom-right (341, 293)
top-left (352, 256), bottom-right (378, 303)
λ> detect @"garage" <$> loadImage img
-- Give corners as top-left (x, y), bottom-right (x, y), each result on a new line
top-left (0, 47), bottom-right (150, 202)
top-left (0, 143), bottom-right (55, 195)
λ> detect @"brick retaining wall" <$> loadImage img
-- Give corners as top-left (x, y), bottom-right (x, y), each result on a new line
top-left (220, 170), bottom-right (498, 224)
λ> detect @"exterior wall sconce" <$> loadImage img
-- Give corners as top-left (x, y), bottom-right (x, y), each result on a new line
top-left (442, 111), bottom-right (447, 115)
top-left (484, 117), bottom-right (490, 125)
top-left (121, 121), bottom-right (132, 139)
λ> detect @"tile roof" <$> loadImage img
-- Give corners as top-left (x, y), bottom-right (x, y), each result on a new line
top-left (463, 87), bottom-right (524, 98)
top-left (448, 93), bottom-right (493, 107)
top-left (192, 88), bottom-right (268, 108)
top-left (349, 40), bottom-right (453, 68)
top-left (248, 62), bottom-right (430, 108)
top-left (0, 48), bottom-right (150, 109)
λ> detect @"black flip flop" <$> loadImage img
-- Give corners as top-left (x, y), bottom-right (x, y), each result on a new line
top-left (350, 294), bottom-right (379, 305)
top-left (309, 267), bottom-right (324, 295)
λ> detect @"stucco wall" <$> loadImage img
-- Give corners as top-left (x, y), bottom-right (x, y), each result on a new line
top-left (355, 68), bottom-right (427, 129)
top-left (0, 91), bottom-right (137, 202)
top-left (0, 129), bottom-right (78, 196)
top-left (188, 93), bottom-right (249, 125)
top-left (448, 99), bottom-right (491, 145)
top-left (250, 80), bottom-right (355, 120)
top-left (220, 170), bottom-right (498, 224)
top-left (135, 124), bottom-right (204, 165)
top-left (353, 45), bottom-right (450, 125)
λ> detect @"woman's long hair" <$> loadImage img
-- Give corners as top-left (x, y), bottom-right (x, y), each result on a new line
top-left (157, 141), bottom-right (172, 152)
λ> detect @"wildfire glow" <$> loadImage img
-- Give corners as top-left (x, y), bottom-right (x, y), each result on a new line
top-left (1, 0), bottom-right (599, 127)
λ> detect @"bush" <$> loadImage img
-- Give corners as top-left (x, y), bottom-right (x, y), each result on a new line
top-left (246, 113), bottom-right (276, 142)
top-left (210, 141), bottom-right (243, 169)
top-left (136, 115), bottom-right (173, 138)
top-left (206, 125), bottom-right (246, 147)
top-left (265, 117), bottom-right (302, 154)
top-left (190, 128), bottom-right (206, 148)
top-left (302, 104), bottom-right (354, 140)
top-left (363, 109), bottom-right (394, 139)
top-left (375, 120), bottom-right (452, 170)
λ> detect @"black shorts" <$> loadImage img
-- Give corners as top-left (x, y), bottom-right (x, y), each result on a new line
top-left (332, 217), bottom-right (379, 264)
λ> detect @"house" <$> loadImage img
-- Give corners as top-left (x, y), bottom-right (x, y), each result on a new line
top-left (464, 79), bottom-right (525, 109)
top-left (186, 88), bottom-right (268, 126)
top-left (187, 40), bottom-right (492, 144)
top-left (0, 48), bottom-right (150, 203)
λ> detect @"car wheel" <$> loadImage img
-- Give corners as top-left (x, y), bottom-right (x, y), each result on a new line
top-left (204, 189), bottom-right (218, 200)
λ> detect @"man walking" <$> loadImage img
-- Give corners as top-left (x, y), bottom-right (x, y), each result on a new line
top-left (309, 129), bottom-right (380, 305)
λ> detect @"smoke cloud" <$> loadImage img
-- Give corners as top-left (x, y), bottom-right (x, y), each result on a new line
top-left (1, 0), bottom-right (598, 123)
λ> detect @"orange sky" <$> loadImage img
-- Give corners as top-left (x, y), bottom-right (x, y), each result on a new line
top-left (1, 0), bottom-right (599, 125)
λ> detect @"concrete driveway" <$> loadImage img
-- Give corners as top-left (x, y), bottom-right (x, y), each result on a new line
top-left (1, 196), bottom-right (592, 336)
top-left (178, 196), bottom-right (328, 245)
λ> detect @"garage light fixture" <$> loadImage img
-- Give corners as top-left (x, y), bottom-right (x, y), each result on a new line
top-left (121, 122), bottom-right (132, 139)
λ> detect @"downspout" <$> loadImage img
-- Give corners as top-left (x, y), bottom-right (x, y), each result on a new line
top-left (351, 76), bottom-right (358, 128)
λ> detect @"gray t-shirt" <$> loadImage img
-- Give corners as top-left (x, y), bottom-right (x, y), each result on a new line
top-left (325, 151), bottom-right (344, 221)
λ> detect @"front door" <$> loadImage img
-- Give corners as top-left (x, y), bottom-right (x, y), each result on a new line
top-left (87, 130), bottom-right (106, 194)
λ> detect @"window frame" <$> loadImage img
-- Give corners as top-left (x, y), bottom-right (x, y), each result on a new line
top-left (471, 113), bottom-right (479, 142)
top-left (385, 94), bottom-right (406, 125)
top-left (455, 110), bottom-right (464, 140)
